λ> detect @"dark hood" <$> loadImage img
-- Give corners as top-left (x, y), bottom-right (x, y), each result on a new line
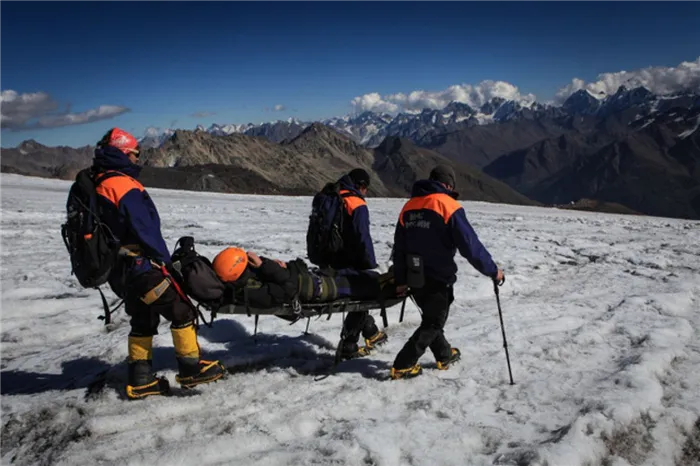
top-left (92, 146), bottom-right (142, 178)
top-left (410, 179), bottom-right (459, 199)
top-left (337, 174), bottom-right (364, 197)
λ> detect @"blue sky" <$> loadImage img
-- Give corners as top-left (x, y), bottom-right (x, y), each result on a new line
top-left (2, 1), bottom-right (699, 148)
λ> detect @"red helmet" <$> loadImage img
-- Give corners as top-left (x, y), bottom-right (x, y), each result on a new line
top-left (98, 128), bottom-right (140, 156)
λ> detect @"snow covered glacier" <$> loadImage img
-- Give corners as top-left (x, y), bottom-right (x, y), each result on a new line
top-left (1, 173), bottom-right (699, 466)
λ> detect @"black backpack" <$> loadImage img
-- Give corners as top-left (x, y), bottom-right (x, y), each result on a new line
top-left (61, 168), bottom-right (125, 289)
top-left (306, 182), bottom-right (347, 267)
top-left (170, 236), bottom-right (226, 311)
top-left (61, 168), bottom-right (125, 324)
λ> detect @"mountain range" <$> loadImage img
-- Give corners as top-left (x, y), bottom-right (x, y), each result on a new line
top-left (2, 85), bottom-right (699, 219)
top-left (143, 86), bottom-right (698, 150)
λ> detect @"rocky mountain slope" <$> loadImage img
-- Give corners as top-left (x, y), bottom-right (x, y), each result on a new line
top-left (482, 104), bottom-right (700, 219)
top-left (373, 136), bottom-right (536, 205)
top-left (0, 140), bottom-right (93, 180)
top-left (140, 124), bottom-right (393, 197)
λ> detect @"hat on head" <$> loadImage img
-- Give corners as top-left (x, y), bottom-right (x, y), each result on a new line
top-left (348, 168), bottom-right (370, 188)
top-left (429, 164), bottom-right (456, 189)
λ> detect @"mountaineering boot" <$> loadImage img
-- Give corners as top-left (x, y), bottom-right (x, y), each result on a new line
top-left (436, 348), bottom-right (461, 370)
top-left (339, 341), bottom-right (372, 361)
top-left (364, 330), bottom-right (388, 350)
top-left (125, 335), bottom-right (171, 400)
top-left (171, 323), bottom-right (225, 388)
top-left (390, 364), bottom-right (423, 380)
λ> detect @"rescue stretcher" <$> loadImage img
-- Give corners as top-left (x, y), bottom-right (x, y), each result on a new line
top-left (215, 296), bottom-right (407, 320)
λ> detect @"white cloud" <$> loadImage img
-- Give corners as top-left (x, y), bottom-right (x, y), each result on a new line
top-left (350, 92), bottom-right (399, 113)
top-left (36, 105), bottom-right (129, 128)
top-left (554, 57), bottom-right (700, 104)
top-left (351, 81), bottom-right (536, 114)
top-left (1, 90), bottom-right (129, 130)
top-left (1, 90), bottom-right (58, 129)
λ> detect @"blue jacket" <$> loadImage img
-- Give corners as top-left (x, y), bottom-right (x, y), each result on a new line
top-left (329, 175), bottom-right (377, 270)
top-left (393, 179), bottom-right (498, 286)
top-left (92, 146), bottom-right (171, 270)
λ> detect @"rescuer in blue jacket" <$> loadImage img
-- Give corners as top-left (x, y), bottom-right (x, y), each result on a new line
top-left (326, 169), bottom-right (388, 360)
top-left (390, 165), bottom-right (504, 380)
top-left (93, 128), bottom-right (225, 399)
top-left (330, 171), bottom-right (378, 271)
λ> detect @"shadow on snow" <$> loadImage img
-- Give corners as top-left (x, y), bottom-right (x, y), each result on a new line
top-left (1, 315), bottom-right (392, 398)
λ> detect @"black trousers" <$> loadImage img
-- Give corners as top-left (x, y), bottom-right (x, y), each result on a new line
top-left (125, 269), bottom-right (195, 337)
top-left (341, 311), bottom-right (379, 349)
top-left (393, 282), bottom-right (454, 370)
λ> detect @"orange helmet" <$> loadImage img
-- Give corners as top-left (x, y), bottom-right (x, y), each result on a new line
top-left (212, 247), bottom-right (248, 282)
top-left (97, 128), bottom-right (140, 156)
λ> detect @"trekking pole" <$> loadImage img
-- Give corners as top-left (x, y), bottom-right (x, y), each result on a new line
top-left (493, 277), bottom-right (514, 385)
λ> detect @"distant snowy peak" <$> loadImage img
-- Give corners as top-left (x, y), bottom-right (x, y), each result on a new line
top-left (140, 120), bottom-right (312, 148)
top-left (244, 120), bottom-right (309, 143)
top-left (561, 85), bottom-right (690, 118)
top-left (207, 123), bottom-right (253, 136)
top-left (561, 85), bottom-right (700, 135)
top-left (562, 89), bottom-right (604, 115)
top-left (139, 128), bottom-right (175, 149)
top-left (323, 111), bottom-right (395, 145)
top-left (320, 98), bottom-right (540, 146)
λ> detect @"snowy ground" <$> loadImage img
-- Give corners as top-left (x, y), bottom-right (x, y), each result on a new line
top-left (1, 173), bottom-right (699, 466)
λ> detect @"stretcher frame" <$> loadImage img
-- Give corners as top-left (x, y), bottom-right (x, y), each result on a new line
top-left (215, 296), bottom-right (406, 320)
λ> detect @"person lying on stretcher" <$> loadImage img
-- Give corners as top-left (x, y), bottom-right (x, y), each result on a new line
top-left (211, 247), bottom-right (396, 309)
